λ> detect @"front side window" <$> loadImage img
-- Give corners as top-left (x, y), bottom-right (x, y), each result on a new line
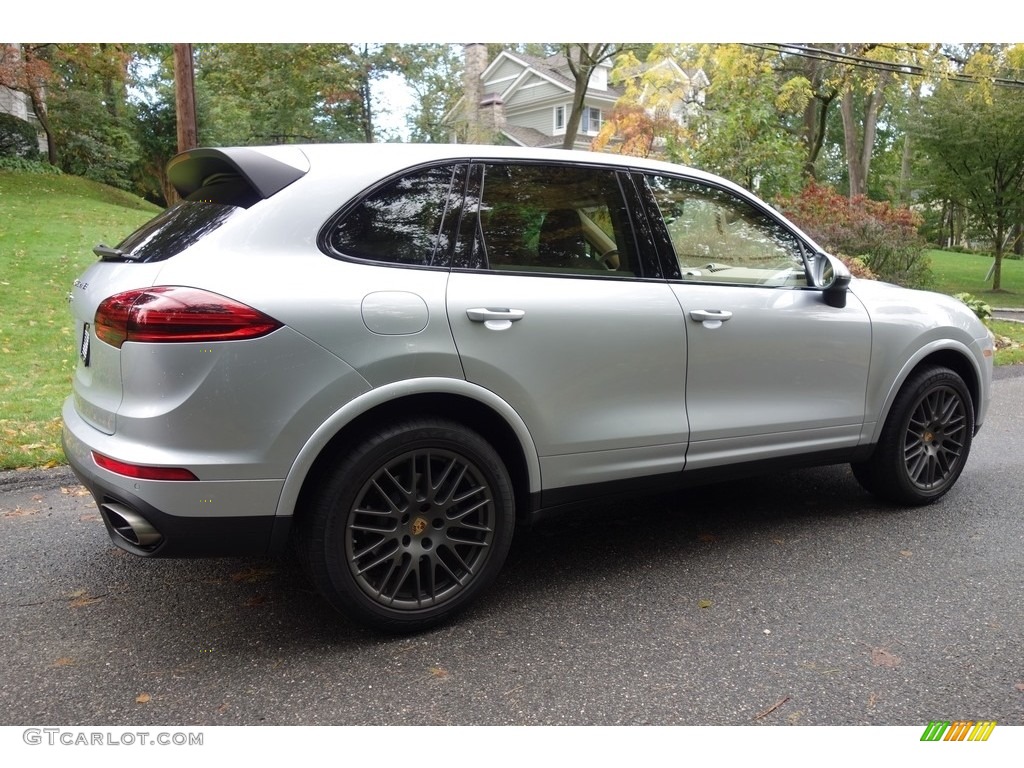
top-left (645, 175), bottom-right (807, 287)
top-left (455, 163), bottom-right (638, 277)
top-left (324, 164), bottom-right (463, 267)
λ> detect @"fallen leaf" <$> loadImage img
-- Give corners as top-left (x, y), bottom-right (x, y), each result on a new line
top-left (871, 648), bottom-right (901, 668)
top-left (136, 693), bottom-right (151, 704)
top-left (428, 666), bottom-right (449, 679)
top-left (79, 514), bottom-right (101, 522)
top-left (68, 590), bottom-right (105, 608)
top-left (900, 550), bottom-right (913, 558)
top-left (51, 657), bottom-right (75, 668)
top-left (754, 696), bottom-right (790, 720)
top-left (698, 599), bottom-right (713, 609)
top-left (2, 507), bottom-right (41, 518)
top-left (216, 702), bottom-right (230, 714)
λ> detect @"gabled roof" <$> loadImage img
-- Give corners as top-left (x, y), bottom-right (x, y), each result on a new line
top-left (481, 49), bottom-right (623, 106)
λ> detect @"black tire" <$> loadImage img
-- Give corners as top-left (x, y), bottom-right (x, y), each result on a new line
top-left (298, 418), bottom-right (515, 633)
top-left (852, 365), bottom-right (974, 506)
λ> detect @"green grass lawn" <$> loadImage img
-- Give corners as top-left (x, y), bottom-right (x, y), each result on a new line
top-left (926, 249), bottom-right (1024, 308)
top-left (0, 171), bottom-right (159, 469)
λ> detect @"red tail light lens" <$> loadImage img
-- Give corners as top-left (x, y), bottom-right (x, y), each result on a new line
top-left (94, 287), bottom-right (281, 347)
top-left (92, 452), bottom-right (199, 481)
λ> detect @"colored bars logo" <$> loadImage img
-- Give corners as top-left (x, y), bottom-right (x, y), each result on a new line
top-left (921, 721), bottom-right (997, 741)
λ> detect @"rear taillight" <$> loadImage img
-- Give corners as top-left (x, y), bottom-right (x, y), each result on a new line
top-left (92, 452), bottom-right (199, 481)
top-left (94, 287), bottom-right (281, 347)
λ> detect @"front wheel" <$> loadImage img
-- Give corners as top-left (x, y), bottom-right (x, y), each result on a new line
top-left (298, 418), bottom-right (515, 633)
top-left (852, 366), bottom-right (974, 506)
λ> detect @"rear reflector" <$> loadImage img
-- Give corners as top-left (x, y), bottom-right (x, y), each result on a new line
top-left (94, 286), bottom-right (281, 347)
top-left (92, 452), bottom-right (199, 481)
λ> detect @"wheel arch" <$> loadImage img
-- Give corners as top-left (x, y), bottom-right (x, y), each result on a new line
top-left (868, 342), bottom-right (985, 445)
top-left (277, 381), bottom-right (541, 527)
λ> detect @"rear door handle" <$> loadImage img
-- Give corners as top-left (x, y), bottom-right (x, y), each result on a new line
top-left (466, 307), bottom-right (525, 330)
top-left (689, 309), bottom-right (733, 327)
top-left (467, 308), bottom-right (526, 322)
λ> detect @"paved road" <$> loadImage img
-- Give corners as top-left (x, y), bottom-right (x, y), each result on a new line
top-left (1, 370), bottom-right (1022, 727)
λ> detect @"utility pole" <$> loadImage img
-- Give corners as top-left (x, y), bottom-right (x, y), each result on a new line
top-left (173, 43), bottom-right (198, 153)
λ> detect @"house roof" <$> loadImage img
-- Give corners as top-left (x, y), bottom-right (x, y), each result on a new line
top-left (482, 49), bottom-right (624, 105)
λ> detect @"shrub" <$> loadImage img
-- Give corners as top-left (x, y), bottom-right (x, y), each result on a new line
top-left (777, 182), bottom-right (931, 288)
top-left (954, 293), bottom-right (992, 321)
top-left (0, 155), bottom-right (61, 174)
top-left (0, 113), bottom-right (41, 159)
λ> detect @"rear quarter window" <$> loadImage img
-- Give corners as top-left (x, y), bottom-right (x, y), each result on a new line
top-left (323, 164), bottom-right (463, 268)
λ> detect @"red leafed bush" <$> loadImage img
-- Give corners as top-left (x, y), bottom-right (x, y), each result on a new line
top-left (777, 183), bottom-right (929, 287)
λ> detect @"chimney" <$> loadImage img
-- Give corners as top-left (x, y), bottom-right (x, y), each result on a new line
top-left (461, 44), bottom-right (502, 143)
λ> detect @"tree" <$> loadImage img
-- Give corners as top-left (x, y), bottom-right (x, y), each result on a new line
top-left (404, 45), bottom-right (463, 143)
top-left (917, 46), bottom-right (1024, 290)
top-left (684, 44), bottom-right (810, 199)
top-left (593, 45), bottom-right (700, 158)
top-left (559, 44), bottom-right (629, 149)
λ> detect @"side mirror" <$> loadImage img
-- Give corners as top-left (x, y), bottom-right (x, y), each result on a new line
top-left (811, 252), bottom-right (851, 309)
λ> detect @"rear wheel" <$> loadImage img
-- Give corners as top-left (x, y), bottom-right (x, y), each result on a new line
top-left (298, 418), bottom-right (514, 633)
top-left (852, 366), bottom-right (974, 506)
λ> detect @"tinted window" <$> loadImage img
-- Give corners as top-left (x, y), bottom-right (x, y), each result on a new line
top-left (327, 164), bottom-right (461, 267)
top-left (455, 163), bottom-right (638, 277)
top-left (115, 202), bottom-right (244, 264)
top-left (645, 175), bottom-right (807, 287)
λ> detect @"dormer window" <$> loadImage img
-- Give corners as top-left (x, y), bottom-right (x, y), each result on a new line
top-left (581, 107), bottom-right (602, 135)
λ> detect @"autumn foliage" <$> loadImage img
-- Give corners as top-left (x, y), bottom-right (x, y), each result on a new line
top-left (777, 182), bottom-right (929, 287)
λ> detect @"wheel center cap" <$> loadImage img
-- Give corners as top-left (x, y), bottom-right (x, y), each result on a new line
top-left (923, 430), bottom-right (935, 443)
top-left (411, 517), bottom-right (429, 536)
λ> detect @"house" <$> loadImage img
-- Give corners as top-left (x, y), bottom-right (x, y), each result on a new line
top-left (0, 44), bottom-right (49, 156)
top-left (449, 44), bottom-right (708, 152)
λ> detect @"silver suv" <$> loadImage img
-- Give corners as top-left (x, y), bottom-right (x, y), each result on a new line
top-left (63, 144), bottom-right (994, 631)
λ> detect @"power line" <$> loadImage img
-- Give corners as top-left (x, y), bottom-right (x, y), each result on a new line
top-left (745, 43), bottom-right (1024, 90)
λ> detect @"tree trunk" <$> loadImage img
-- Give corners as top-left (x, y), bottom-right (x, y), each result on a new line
top-left (28, 87), bottom-right (57, 165)
top-left (839, 70), bottom-right (887, 198)
top-left (559, 44), bottom-right (618, 150)
top-left (561, 70), bottom-right (590, 149)
top-left (898, 87), bottom-right (921, 204)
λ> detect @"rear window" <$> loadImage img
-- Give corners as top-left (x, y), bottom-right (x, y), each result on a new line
top-left (112, 202), bottom-right (244, 263)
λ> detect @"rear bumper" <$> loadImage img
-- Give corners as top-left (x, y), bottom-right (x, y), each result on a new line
top-left (62, 398), bottom-right (291, 557)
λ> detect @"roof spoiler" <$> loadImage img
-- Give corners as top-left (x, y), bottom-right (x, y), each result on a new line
top-left (167, 146), bottom-right (309, 201)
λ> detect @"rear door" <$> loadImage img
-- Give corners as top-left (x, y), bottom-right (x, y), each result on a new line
top-left (446, 162), bottom-right (689, 494)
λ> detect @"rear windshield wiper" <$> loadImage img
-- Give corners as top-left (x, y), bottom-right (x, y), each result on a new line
top-left (93, 243), bottom-right (136, 261)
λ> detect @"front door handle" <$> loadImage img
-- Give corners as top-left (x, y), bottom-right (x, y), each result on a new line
top-left (467, 307), bottom-right (525, 330)
top-left (689, 309), bottom-right (733, 328)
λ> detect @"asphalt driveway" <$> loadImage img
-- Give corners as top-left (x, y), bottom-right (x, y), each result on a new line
top-left (1, 369), bottom-right (1022, 727)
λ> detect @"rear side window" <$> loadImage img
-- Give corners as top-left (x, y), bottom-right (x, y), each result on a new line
top-left (454, 163), bottom-right (640, 277)
top-left (324, 164), bottom-right (463, 268)
top-left (114, 202), bottom-right (245, 264)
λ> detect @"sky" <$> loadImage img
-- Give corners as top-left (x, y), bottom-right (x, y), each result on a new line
top-left (9, 1), bottom-right (1016, 44)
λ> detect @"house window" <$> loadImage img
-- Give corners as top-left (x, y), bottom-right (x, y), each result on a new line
top-left (582, 107), bottom-right (602, 135)
top-left (553, 105), bottom-right (566, 134)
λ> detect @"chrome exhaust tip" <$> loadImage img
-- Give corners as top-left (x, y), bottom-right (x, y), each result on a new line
top-left (100, 502), bottom-right (163, 548)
